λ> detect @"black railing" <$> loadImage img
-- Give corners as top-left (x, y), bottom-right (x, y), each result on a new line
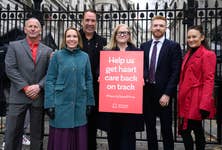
top-left (0, 0), bottom-right (222, 144)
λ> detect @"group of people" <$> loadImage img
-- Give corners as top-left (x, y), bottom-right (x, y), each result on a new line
top-left (2, 8), bottom-right (216, 150)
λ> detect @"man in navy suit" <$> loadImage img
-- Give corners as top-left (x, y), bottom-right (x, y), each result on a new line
top-left (141, 15), bottom-right (182, 150)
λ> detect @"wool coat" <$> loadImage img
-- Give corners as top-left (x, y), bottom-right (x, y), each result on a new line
top-left (45, 48), bottom-right (95, 128)
top-left (178, 45), bottom-right (216, 127)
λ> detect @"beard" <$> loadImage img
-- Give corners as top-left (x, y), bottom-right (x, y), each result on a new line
top-left (152, 30), bottom-right (165, 39)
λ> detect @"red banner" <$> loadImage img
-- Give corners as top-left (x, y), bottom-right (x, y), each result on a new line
top-left (99, 51), bottom-right (144, 114)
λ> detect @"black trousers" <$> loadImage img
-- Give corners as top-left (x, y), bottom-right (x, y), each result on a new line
top-left (87, 84), bottom-right (99, 150)
top-left (180, 119), bottom-right (205, 150)
top-left (143, 84), bottom-right (174, 150)
top-left (87, 113), bottom-right (97, 150)
top-left (107, 127), bottom-right (136, 150)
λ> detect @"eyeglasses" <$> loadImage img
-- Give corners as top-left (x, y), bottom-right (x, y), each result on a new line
top-left (116, 31), bottom-right (130, 36)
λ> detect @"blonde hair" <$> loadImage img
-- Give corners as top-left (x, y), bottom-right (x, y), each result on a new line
top-left (60, 27), bottom-right (83, 49)
top-left (105, 24), bottom-right (135, 49)
top-left (151, 15), bottom-right (167, 26)
top-left (152, 15), bottom-right (167, 22)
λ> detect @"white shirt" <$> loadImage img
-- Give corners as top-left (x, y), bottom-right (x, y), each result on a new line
top-left (149, 36), bottom-right (165, 71)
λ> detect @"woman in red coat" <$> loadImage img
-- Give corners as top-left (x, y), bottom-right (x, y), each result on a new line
top-left (178, 25), bottom-right (216, 150)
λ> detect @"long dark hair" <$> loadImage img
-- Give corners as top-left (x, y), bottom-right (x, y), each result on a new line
top-left (187, 25), bottom-right (209, 49)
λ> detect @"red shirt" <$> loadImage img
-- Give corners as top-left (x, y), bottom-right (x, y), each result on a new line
top-left (27, 38), bottom-right (39, 64)
top-left (23, 38), bottom-right (39, 92)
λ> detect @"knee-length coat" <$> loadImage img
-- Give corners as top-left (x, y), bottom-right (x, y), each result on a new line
top-left (45, 48), bottom-right (95, 128)
top-left (178, 45), bottom-right (216, 129)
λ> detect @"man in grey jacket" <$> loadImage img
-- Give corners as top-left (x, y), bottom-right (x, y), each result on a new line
top-left (4, 17), bottom-right (52, 150)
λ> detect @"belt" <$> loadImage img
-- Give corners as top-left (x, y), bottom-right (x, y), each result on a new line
top-left (145, 82), bottom-right (156, 87)
top-left (147, 83), bottom-right (156, 87)
top-left (145, 79), bottom-right (156, 85)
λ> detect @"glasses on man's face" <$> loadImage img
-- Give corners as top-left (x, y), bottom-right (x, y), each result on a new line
top-left (116, 31), bottom-right (130, 36)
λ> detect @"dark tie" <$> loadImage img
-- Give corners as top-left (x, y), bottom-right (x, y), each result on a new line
top-left (149, 41), bottom-right (159, 83)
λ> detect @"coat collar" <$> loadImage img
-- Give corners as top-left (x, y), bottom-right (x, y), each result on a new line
top-left (145, 38), bottom-right (168, 70)
top-left (190, 45), bottom-right (205, 58)
top-left (181, 45), bottom-right (205, 71)
top-left (156, 38), bottom-right (168, 68)
top-left (152, 36), bottom-right (165, 45)
top-left (21, 38), bottom-right (43, 64)
top-left (21, 39), bottom-right (32, 60)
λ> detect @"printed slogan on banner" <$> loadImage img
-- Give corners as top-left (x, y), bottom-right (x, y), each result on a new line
top-left (99, 51), bottom-right (144, 114)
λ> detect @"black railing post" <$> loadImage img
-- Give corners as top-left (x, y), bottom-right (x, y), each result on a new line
top-left (33, 0), bottom-right (42, 10)
top-left (187, 0), bottom-right (195, 27)
top-left (214, 0), bottom-right (222, 144)
top-left (32, 0), bottom-right (43, 26)
top-left (215, 80), bottom-right (222, 144)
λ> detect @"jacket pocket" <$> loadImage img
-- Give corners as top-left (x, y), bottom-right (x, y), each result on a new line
top-left (55, 84), bottom-right (65, 91)
top-left (55, 84), bottom-right (65, 105)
